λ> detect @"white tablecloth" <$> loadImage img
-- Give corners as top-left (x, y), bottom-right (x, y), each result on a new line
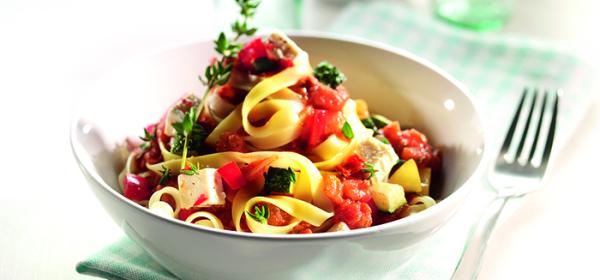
top-left (0, 0), bottom-right (598, 279)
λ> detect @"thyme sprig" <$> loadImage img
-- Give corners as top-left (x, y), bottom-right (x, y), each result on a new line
top-left (173, 107), bottom-right (199, 169)
top-left (247, 204), bottom-right (270, 224)
top-left (159, 165), bottom-right (171, 185)
top-left (198, 0), bottom-right (261, 105)
top-left (139, 125), bottom-right (157, 152)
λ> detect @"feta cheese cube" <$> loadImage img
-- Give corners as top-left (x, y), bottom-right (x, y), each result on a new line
top-left (178, 168), bottom-right (226, 208)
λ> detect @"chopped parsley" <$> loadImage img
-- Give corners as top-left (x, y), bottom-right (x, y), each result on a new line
top-left (247, 204), bottom-right (270, 224)
top-left (139, 125), bottom-right (156, 151)
top-left (362, 162), bottom-right (377, 179)
top-left (342, 121), bottom-right (354, 139)
top-left (180, 161), bottom-right (200, 176)
top-left (313, 61), bottom-right (347, 88)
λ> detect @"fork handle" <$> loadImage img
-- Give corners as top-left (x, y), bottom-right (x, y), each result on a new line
top-left (451, 196), bottom-right (510, 280)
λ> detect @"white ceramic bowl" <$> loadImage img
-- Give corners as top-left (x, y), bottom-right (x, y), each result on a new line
top-left (71, 32), bottom-right (485, 280)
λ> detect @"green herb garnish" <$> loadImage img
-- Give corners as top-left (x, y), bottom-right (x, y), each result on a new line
top-left (263, 167), bottom-right (296, 194)
top-left (362, 162), bottom-right (377, 179)
top-left (342, 121), bottom-right (354, 139)
top-left (197, 0), bottom-right (261, 112)
top-left (231, 0), bottom-right (260, 40)
top-left (247, 204), bottom-right (270, 224)
top-left (171, 107), bottom-right (206, 169)
top-left (313, 61), bottom-right (347, 88)
top-left (170, 111), bottom-right (208, 160)
top-left (139, 125), bottom-right (157, 151)
top-left (180, 161), bottom-right (200, 176)
top-left (159, 165), bottom-right (171, 185)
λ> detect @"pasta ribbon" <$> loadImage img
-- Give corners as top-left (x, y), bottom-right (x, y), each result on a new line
top-left (148, 151), bottom-right (325, 205)
top-left (185, 211), bottom-right (224, 229)
top-left (205, 106), bottom-right (243, 146)
top-left (243, 196), bottom-right (333, 234)
top-left (147, 151), bottom-right (332, 231)
top-left (310, 134), bottom-right (349, 161)
top-left (240, 49), bottom-right (311, 149)
top-left (148, 187), bottom-right (182, 218)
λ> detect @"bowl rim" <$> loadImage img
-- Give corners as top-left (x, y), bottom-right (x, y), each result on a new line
top-left (70, 30), bottom-right (488, 241)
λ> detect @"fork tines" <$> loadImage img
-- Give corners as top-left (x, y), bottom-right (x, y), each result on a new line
top-left (497, 88), bottom-right (559, 170)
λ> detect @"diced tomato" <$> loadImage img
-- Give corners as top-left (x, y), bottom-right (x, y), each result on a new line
top-left (342, 179), bottom-right (371, 202)
top-left (266, 203), bottom-right (293, 226)
top-left (309, 84), bottom-right (349, 111)
top-left (334, 200), bottom-right (372, 229)
top-left (238, 38), bottom-right (269, 70)
top-left (216, 131), bottom-right (249, 153)
top-left (382, 121), bottom-right (403, 153)
top-left (393, 129), bottom-right (436, 168)
top-left (323, 110), bottom-right (344, 137)
top-left (298, 228), bottom-right (313, 234)
top-left (322, 174), bottom-right (344, 205)
top-left (307, 109), bottom-right (325, 147)
top-left (336, 154), bottom-right (365, 178)
top-left (289, 76), bottom-right (319, 97)
top-left (336, 154), bottom-right (371, 180)
top-left (291, 221), bottom-right (313, 234)
top-left (382, 125), bottom-right (437, 167)
top-left (123, 174), bottom-right (152, 201)
top-left (299, 109), bottom-right (344, 148)
top-left (241, 156), bottom-right (278, 182)
top-left (217, 161), bottom-right (247, 190)
top-left (400, 129), bottom-right (429, 148)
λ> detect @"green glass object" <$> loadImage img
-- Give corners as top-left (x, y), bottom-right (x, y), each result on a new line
top-left (434, 0), bottom-right (513, 31)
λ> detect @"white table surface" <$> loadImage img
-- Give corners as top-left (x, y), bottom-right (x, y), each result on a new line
top-left (1, 0), bottom-right (598, 279)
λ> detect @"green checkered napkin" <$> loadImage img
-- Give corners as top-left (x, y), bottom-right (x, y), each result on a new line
top-left (77, 2), bottom-right (595, 279)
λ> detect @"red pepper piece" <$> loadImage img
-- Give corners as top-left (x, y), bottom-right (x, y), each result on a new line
top-left (217, 161), bottom-right (247, 190)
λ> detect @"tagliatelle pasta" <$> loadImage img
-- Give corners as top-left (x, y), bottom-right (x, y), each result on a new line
top-left (240, 50), bottom-right (311, 149)
top-left (148, 187), bottom-right (182, 218)
top-left (243, 196), bottom-right (333, 234)
top-left (185, 211), bottom-right (224, 229)
top-left (119, 30), bottom-right (443, 234)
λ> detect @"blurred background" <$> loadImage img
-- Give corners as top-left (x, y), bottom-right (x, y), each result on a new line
top-left (1, 0), bottom-right (598, 279)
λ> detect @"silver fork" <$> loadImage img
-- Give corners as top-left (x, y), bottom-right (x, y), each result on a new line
top-left (451, 88), bottom-right (560, 280)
